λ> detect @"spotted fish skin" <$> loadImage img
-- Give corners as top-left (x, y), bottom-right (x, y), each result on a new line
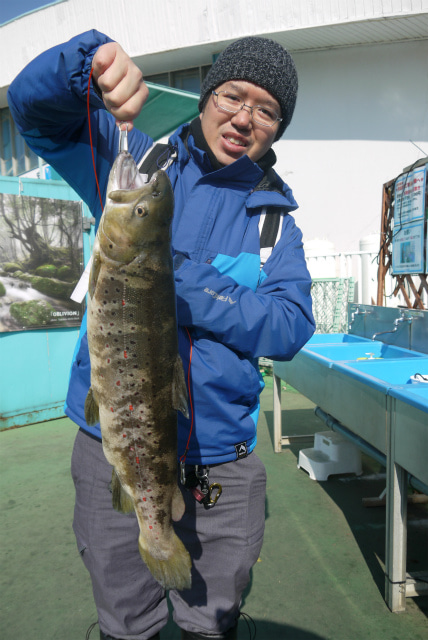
top-left (85, 151), bottom-right (191, 590)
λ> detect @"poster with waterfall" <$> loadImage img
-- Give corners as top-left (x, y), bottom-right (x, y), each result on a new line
top-left (0, 192), bottom-right (84, 332)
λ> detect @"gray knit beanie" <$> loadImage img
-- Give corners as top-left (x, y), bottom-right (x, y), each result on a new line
top-left (199, 36), bottom-right (298, 140)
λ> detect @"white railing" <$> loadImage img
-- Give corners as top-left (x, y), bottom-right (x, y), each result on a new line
top-left (306, 250), bottom-right (426, 308)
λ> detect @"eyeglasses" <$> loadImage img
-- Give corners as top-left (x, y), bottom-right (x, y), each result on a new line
top-left (212, 90), bottom-right (282, 127)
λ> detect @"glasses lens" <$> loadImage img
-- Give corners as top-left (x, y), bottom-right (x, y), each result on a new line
top-left (216, 92), bottom-right (278, 127)
top-left (217, 92), bottom-right (242, 112)
top-left (252, 107), bottom-right (278, 127)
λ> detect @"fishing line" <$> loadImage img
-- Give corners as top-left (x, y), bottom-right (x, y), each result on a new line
top-left (87, 67), bottom-right (104, 212)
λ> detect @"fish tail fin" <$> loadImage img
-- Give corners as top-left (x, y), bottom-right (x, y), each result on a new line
top-left (111, 469), bottom-right (134, 514)
top-left (138, 533), bottom-right (192, 591)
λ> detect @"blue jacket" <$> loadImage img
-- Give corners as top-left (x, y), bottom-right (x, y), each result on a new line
top-left (8, 30), bottom-right (315, 465)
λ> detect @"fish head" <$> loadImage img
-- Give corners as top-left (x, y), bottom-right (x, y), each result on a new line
top-left (99, 152), bottom-right (174, 263)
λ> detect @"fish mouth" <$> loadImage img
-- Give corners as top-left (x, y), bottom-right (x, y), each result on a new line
top-left (99, 215), bottom-right (117, 249)
top-left (114, 152), bottom-right (148, 191)
top-left (150, 171), bottom-right (170, 200)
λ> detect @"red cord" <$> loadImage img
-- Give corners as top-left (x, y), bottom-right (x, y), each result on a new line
top-left (180, 327), bottom-right (194, 464)
top-left (87, 68), bottom-right (194, 462)
top-left (87, 67), bottom-right (104, 212)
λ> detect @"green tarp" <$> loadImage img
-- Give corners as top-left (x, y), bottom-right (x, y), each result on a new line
top-left (133, 82), bottom-right (200, 141)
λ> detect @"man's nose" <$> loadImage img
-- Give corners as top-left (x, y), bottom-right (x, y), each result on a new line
top-left (231, 105), bottom-right (252, 127)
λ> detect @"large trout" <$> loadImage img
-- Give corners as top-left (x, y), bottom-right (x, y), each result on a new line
top-left (84, 150), bottom-right (191, 590)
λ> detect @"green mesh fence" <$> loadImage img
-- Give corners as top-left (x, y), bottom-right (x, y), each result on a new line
top-left (259, 277), bottom-right (355, 372)
top-left (311, 278), bottom-right (355, 334)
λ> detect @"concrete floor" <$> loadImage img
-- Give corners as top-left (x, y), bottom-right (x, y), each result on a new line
top-left (1, 377), bottom-right (427, 640)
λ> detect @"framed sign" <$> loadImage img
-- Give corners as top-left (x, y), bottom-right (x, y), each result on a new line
top-left (0, 192), bottom-right (85, 332)
top-left (393, 165), bottom-right (427, 227)
top-left (392, 219), bottom-right (425, 275)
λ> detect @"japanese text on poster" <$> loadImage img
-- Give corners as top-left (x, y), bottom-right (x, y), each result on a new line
top-left (393, 166), bottom-right (427, 226)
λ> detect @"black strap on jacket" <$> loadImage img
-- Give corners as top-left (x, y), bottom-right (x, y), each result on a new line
top-left (138, 143), bottom-right (176, 179)
top-left (260, 210), bottom-right (281, 249)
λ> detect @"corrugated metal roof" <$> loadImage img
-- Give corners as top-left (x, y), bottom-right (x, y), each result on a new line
top-left (276, 15), bottom-right (428, 51)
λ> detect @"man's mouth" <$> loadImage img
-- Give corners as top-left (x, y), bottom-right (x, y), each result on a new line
top-left (223, 135), bottom-right (246, 148)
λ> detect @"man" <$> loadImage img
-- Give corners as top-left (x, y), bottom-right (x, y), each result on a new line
top-left (8, 30), bottom-right (314, 640)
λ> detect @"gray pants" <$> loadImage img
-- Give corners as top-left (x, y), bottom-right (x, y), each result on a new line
top-left (71, 429), bottom-right (266, 640)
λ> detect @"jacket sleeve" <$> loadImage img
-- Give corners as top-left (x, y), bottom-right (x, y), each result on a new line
top-left (174, 214), bottom-right (315, 360)
top-left (7, 29), bottom-right (151, 217)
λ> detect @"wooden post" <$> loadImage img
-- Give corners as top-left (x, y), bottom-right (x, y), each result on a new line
top-left (376, 176), bottom-right (427, 310)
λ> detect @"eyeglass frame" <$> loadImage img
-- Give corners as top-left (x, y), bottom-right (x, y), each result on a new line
top-left (211, 90), bottom-right (283, 128)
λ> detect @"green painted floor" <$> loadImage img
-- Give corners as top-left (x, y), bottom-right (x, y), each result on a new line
top-left (1, 377), bottom-right (427, 639)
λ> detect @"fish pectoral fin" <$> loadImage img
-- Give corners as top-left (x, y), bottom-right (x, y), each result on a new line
top-left (88, 239), bottom-right (101, 298)
top-left (171, 485), bottom-right (185, 522)
top-left (172, 355), bottom-right (189, 419)
top-left (111, 469), bottom-right (135, 514)
top-left (84, 388), bottom-right (100, 426)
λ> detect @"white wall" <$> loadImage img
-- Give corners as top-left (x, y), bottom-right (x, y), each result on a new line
top-left (1, 2), bottom-right (427, 261)
top-left (274, 40), bottom-right (428, 252)
top-left (2, 0), bottom-right (428, 105)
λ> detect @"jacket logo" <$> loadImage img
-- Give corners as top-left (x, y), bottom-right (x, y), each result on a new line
top-left (204, 287), bottom-right (236, 304)
top-left (235, 442), bottom-right (248, 459)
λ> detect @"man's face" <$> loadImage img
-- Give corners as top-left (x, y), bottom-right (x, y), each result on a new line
top-left (200, 80), bottom-right (281, 165)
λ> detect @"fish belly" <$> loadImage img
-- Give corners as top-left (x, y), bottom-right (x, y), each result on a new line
top-left (87, 261), bottom-right (191, 590)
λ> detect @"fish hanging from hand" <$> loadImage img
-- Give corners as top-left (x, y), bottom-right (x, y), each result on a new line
top-left (84, 150), bottom-right (191, 590)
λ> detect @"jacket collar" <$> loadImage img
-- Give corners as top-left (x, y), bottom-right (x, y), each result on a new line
top-left (169, 122), bottom-right (298, 211)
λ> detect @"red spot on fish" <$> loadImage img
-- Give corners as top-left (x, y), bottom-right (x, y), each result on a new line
top-left (107, 359), bottom-right (111, 363)
top-left (135, 456), bottom-right (140, 464)
top-left (124, 351), bottom-right (128, 358)
top-left (122, 433), bottom-right (126, 438)
top-left (122, 299), bottom-right (126, 306)
top-left (110, 407), bottom-right (114, 412)
top-left (129, 404), bottom-right (134, 412)
top-left (116, 380), bottom-right (120, 386)
top-left (143, 497), bottom-right (146, 502)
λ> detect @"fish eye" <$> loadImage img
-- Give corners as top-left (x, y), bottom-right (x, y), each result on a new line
top-left (135, 205), bottom-right (147, 218)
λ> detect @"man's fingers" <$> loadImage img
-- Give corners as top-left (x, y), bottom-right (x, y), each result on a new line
top-left (104, 82), bottom-right (149, 124)
top-left (92, 42), bottom-right (148, 124)
top-left (91, 42), bottom-right (120, 83)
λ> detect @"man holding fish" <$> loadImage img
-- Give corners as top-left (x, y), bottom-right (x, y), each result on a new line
top-left (8, 30), bottom-right (315, 640)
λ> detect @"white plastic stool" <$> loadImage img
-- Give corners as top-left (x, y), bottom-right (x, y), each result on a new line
top-left (298, 430), bottom-right (362, 481)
